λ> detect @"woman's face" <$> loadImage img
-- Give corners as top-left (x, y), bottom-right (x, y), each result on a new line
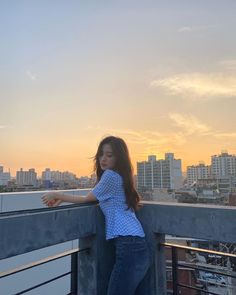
top-left (99, 143), bottom-right (116, 171)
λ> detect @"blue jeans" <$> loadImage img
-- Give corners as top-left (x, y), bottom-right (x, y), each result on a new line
top-left (107, 236), bottom-right (151, 295)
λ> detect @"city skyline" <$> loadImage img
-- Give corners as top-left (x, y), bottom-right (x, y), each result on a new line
top-left (1, 1), bottom-right (236, 176)
top-left (1, 148), bottom-right (235, 178)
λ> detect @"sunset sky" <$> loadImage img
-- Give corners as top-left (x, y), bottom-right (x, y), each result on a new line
top-left (1, 1), bottom-right (236, 177)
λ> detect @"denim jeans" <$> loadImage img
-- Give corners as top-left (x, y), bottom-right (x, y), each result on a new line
top-left (107, 236), bottom-right (151, 295)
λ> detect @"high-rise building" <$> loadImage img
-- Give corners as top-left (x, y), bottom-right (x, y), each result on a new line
top-left (42, 169), bottom-right (77, 182)
top-left (42, 168), bottom-right (51, 181)
top-left (187, 163), bottom-right (211, 186)
top-left (0, 165), bottom-right (11, 186)
top-left (41, 168), bottom-right (78, 185)
top-left (137, 153), bottom-right (182, 191)
top-left (211, 151), bottom-right (236, 178)
top-left (16, 168), bottom-right (37, 186)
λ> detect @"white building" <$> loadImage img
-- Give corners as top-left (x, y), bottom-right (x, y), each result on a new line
top-left (42, 169), bottom-right (63, 182)
top-left (211, 151), bottom-right (236, 178)
top-left (187, 163), bottom-right (211, 186)
top-left (41, 168), bottom-right (77, 183)
top-left (42, 168), bottom-right (52, 181)
top-left (137, 153), bottom-right (182, 191)
top-left (211, 151), bottom-right (236, 194)
top-left (0, 165), bottom-right (11, 186)
top-left (16, 168), bottom-right (37, 186)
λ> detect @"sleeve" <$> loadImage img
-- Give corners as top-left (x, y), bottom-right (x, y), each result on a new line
top-left (91, 170), bottom-right (116, 202)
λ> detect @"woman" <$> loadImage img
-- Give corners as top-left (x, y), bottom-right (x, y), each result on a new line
top-left (42, 136), bottom-right (150, 295)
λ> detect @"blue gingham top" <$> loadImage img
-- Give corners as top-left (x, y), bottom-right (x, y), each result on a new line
top-left (91, 169), bottom-right (145, 240)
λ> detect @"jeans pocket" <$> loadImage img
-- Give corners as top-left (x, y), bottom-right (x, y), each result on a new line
top-left (115, 241), bottom-right (126, 259)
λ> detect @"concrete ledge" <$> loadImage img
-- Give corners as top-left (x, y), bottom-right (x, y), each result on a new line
top-left (138, 201), bottom-right (236, 243)
top-left (1, 202), bottom-right (236, 260)
top-left (0, 204), bottom-right (97, 259)
top-left (1, 201), bottom-right (236, 295)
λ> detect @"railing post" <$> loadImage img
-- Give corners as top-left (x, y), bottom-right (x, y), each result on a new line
top-left (135, 232), bottom-right (167, 294)
top-left (155, 233), bottom-right (167, 295)
top-left (172, 246), bottom-right (178, 295)
top-left (136, 207), bottom-right (167, 295)
top-left (71, 251), bottom-right (78, 295)
top-left (77, 208), bottom-right (115, 295)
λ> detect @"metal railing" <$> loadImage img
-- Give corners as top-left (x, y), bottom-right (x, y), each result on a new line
top-left (2, 200), bottom-right (236, 295)
top-left (0, 247), bottom-right (90, 295)
top-left (163, 242), bottom-right (236, 295)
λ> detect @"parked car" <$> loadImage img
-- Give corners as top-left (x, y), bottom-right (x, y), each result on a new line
top-left (202, 272), bottom-right (226, 285)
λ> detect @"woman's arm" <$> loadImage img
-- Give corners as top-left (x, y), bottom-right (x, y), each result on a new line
top-left (41, 191), bottom-right (97, 207)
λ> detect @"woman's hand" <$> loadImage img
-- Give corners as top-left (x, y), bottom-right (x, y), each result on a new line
top-left (41, 192), bottom-right (63, 207)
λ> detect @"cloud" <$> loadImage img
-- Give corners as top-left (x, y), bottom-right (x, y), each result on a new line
top-left (169, 113), bottom-right (211, 136)
top-left (178, 26), bottom-right (193, 33)
top-left (0, 125), bottom-right (14, 131)
top-left (0, 125), bottom-right (7, 129)
top-left (26, 70), bottom-right (37, 81)
top-left (178, 25), bottom-right (216, 33)
top-left (86, 126), bottom-right (149, 144)
top-left (150, 73), bottom-right (236, 99)
top-left (86, 126), bottom-right (188, 154)
top-left (87, 125), bottom-right (143, 139)
top-left (219, 60), bottom-right (236, 71)
top-left (214, 132), bottom-right (236, 138)
top-left (169, 113), bottom-right (236, 140)
top-left (86, 115), bottom-right (236, 158)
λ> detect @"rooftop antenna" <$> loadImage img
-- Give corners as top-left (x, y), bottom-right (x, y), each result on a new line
top-left (221, 149), bottom-right (228, 154)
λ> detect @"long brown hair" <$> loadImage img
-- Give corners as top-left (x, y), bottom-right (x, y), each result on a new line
top-left (94, 136), bottom-right (141, 211)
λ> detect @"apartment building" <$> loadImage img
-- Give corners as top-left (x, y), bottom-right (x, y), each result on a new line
top-left (187, 163), bottom-right (211, 186)
top-left (137, 153), bottom-right (182, 191)
top-left (0, 165), bottom-right (11, 186)
top-left (211, 151), bottom-right (236, 178)
top-left (16, 168), bottom-right (37, 186)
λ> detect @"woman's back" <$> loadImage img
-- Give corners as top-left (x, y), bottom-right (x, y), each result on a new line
top-left (92, 169), bottom-right (145, 240)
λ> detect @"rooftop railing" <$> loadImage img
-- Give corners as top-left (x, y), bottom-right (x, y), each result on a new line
top-left (163, 242), bottom-right (236, 295)
top-left (1, 201), bottom-right (236, 294)
top-left (0, 247), bottom-right (89, 295)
